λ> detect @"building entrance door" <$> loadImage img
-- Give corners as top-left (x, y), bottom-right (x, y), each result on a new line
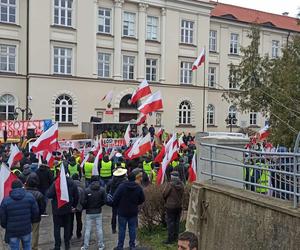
top-left (118, 94), bottom-right (138, 122)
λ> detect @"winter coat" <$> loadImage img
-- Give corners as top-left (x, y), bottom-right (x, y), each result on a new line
top-left (26, 187), bottom-right (46, 223)
top-left (112, 181), bottom-right (145, 218)
top-left (0, 188), bottom-right (39, 242)
top-left (73, 180), bottom-right (85, 212)
top-left (36, 164), bottom-right (54, 192)
top-left (84, 181), bottom-right (106, 214)
top-left (163, 178), bottom-right (184, 209)
top-left (106, 176), bottom-right (127, 195)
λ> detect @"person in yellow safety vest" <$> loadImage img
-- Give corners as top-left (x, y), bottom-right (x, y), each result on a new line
top-left (151, 167), bottom-right (157, 185)
top-left (243, 153), bottom-right (254, 190)
top-left (100, 155), bottom-right (114, 187)
top-left (68, 156), bottom-right (82, 179)
top-left (83, 153), bottom-right (95, 188)
top-left (72, 148), bottom-right (81, 165)
top-left (143, 158), bottom-right (152, 176)
top-left (51, 160), bottom-right (61, 178)
top-left (171, 160), bottom-right (179, 168)
top-left (255, 161), bottom-right (269, 194)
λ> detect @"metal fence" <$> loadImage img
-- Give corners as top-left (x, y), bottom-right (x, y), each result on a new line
top-left (199, 143), bottom-right (300, 208)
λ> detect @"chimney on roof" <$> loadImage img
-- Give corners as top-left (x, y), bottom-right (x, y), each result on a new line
top-left (282, 12), bottom-right (289, 16)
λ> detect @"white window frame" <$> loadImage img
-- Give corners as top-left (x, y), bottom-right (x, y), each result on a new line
top-left (208, 66), bottom-right (216, 88)
top-left (146, 16), bottom-right (159, 40)
top-left (53, 0), bottom-right (73, 27)
top-left (97, 52), bottom-right (111, 78)
top-left (207, 104), bottom-right (215, 125)
top-left (53, 46), bottom-right (73, 75)
top-left (0, 93), bottom-right (15, 120)
top-left (98, 8), bottom-right (112, 34)
top-left (155, 112), bottom-right (162, 127)
top-left (122, 55), bottom-right (135, 80)
top-left (0, 44), bottom-right (16, 73)
top-left (123, 12), bottom-right (136, 37)
top-left (0, 0), bottom-right (16, 24)
top-left (179, 100), bottom-right (192, 125)
top-left (55, 94), bottom-right (73, 123)
top-left (230, 33), bottom-right (239, 55)
top-left (250, 112), bottom-right (257, 126)
top-left (180, 19), bottom-right (194, 44)
top-left (228, 105), bottom-right (237, 125)
top-left (271, 40), bottom-right (279, 58)
top-left (209, 30), bottom-right (217, 52)
top-left (146, 58), bottom-right (158, 82)
top-left (180, 61), bottom-right (192, 84)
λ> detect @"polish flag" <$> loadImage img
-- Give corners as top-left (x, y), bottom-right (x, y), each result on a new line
top-left (55, 164), bottom-right (69, 208)
top-left (0, 163), bottom-right (18, 203)
top-left (7, 144), bottom-right (23, 168)
top-left (124, 124), bottom-right (131, 147)
top-left (80, 153), bottom-right (89, 169)
top-left (80, 146), bottom-right (85, 162)
top-left (124, 137), bottom-right (142, 159)
top-left (131, 79), bottom-right (152, 104)
top-left (138, 91), bottom-right (163, 115)
top-left (154, 145), bottom-right (165, 163)
top-left (258, 125), bottom-right (270, 141)
top-left (125, 134), bottom-right (152, 159)
top-left (192, 48), bottom-right (205, 71)
top-left (92, 143), bottom-right (103, 176)
top-left (136, 114), bottom-right (147, 126)
top-left (188, 154), bottom-right (197, 183)
top-left (155, 128), bottom-right (163, 138)
top-left (101, 90), bottom-right (114, 102)
top-left (43, 151), bottom-right (55, 169)
top-left (31, 123), bottom-right (59, 153)
top-left (109, 148), bottom-right (116, 160)
top-left (157, 153), bottom-right (169, 185)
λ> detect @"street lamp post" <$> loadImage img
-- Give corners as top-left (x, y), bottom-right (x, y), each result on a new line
top-left (14, 107), bottom-right (33, 121)
top-left (225, 115), bottom-right (238, 133)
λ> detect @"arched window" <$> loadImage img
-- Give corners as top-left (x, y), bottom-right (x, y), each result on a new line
top-left (228, 105), bottom-right (237, 125)
top-left (119, 94), bottom-right (137, 109)
top-left (179, 100), bottom-right (191, 125)
top-left (207, 104), bottom-right (215, 125)
top-left (0, 94), bottom-right (15, 120)
top-left (55, 94), bottom-right (73, 123)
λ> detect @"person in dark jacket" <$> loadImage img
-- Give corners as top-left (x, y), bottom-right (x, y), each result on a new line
top-left (47, 166), bottom-right (79, 250)
top-left (25, 173), bottom-right (46, 250)
top-left (113, 168), bottom-right (145, 250)
top-left (22, 164), bottom-right (32, 183)
top-left (106, 168), bottom-right (128, 234)
top-left (163, 171), bottom-right (184, 244)
top-left (0, 179), bottom-right (39, 250)
top-left (82, 175), bottom-right (106, 250)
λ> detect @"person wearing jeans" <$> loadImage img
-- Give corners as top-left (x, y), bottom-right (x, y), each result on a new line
top-left (83, 213), bottom-right (104, 249)
top-left (117, 216), bottom-right (138, 249)
top-left (9, 233), bottom-right (31, 250)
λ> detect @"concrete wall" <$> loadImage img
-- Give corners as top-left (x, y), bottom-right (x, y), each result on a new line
top-left (186, 182), bottom-right (300, 250)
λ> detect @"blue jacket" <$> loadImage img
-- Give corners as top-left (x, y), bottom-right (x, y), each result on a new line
top-left (0, 188), bottom-right (39, 242)
top-left (112, 181), bottom-right (145, 218)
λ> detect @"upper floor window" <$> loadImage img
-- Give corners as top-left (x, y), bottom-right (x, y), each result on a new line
top-left (0, 44), bottom-right (16, 73)
top-left (208, 66), bottom-right (216, 88)
top-left (250, 112), bottom-right (257, 126)
top-left (146, 58), bottom-right (157, 82)
top-left (55, 94), bottom-right (73, 123)
top-left (98, 52), bottom-right (111, 78)
top-left (98, 8), bottom-right (111, 34)
top-left (54, 0), bottom-right (73, 27)
top-left (180, 62), bottom-right (192, 84)
top-left (228, 105), bottom-right (237, 125)
top-left (179, 100), bottom-right (191, 125)
top-left (123, 55), bottom-right (134, 80)
top-left (123, 12), bottom-right (136, 37)
top-left (181, 20), bottom-right (194, 44)
top-left (147, 16), bottom-right (158, 40)
top-left (0, 94), bottom-right (15, 120)
top-left (207, 104), bottom-right (215, 125)
top-left (272, 40), bottom-right (279, 58)
top-left (209, 30), bottom-right (217, 52)
top-left (53, 47), bottom-right (72, 75)
top-left (0, 0), bottom-right (16, 23)
top-left (230, 33), bottom-right (239, 55)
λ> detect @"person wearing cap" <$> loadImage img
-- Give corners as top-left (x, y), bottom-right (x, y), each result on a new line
top-left (163, 171), bottom-right (184, 244)
top-left (112, 168), bottom-right (145, 250)
top-left (106, 168), bottom-right (128, 234)
top-left (0, 179), bottom-right (39, 250)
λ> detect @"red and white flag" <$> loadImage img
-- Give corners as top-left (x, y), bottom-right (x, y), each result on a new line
top-left (155, 128), bottom-right (163, 138)
top-left (192, 48), bottom-right (205, 71)
top-left (80, 153), bottom-right (89, 169)
top-left (154, 144), bottom-right (165, 163)
top-left (0, 163), bottom-right (18, 203)
top-left (109, 148), bottom-right (116, 160)
top-left (136, 114), bottom-right (147, 126)
top-left (125, 134), bottom-right (152, 160)
top-left (138, 91), bottom-right (163, 115)
top-left (131, 79), bottom-right (152, 104)
top-left (31, 123), bottom-right (59, 153)
top-left (101, 90), bottom-right (114, 102)
top-left (55, 163), bottom-right (69, 208)
top-left (7, 144), bottom-right (23, 168)
top-left (188, 154), bottom-right (197, 183)
top-left (157, 153), bottom-right (169, 185)
top-left (124, 125), bottom-right (131, 147)
top-left (92, 143), bottom-right (103, 176)
top-left (258, 125), bottom-right (270, 141)
top-left (43, 151), bottom-right (54, 169)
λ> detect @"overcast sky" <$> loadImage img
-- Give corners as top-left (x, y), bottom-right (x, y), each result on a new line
top-left (219, 0), bottom-right (299, 18)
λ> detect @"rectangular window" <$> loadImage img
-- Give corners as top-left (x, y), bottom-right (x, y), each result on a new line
top-left (146, 58), bottom-right (157, 82)
top-left (54, 0), bottom-right (73, 27)
top-left (272, 40), bottom-right (279, 58)
top-left (250, 112), bottom-right (257, 125)
top-left (181, 20), bottom-right (194, 44)
top-left (180, 62), bottom-right (192, 84)
top-left (123, 55), bottom-right (134, 80)
top-left (0, 44), bottom-right (16, 73)
top-left (123, 12), bottom-right (136, 37)
top-left (208, 67), bottom-right (216, 87)
top-left (0, 0), bottom-right (16, 23)
top-left (147, 16), bottom-right (158, 40)
top-left (209, 30), bottom-right (217, 52)
top-left (155, 112), bottom-right (162, 127)
top-left (98, 8), bottom-right (111, 34)
top-left (53, 47), bottom-right (72, 75)
top-left (98, 52), bottom-right (111, 78)
top-left (230, 33), bottom-right (239, 54)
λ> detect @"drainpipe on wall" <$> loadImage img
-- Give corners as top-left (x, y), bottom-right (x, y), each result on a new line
top-left (25, 0), bottom-right (30, 120)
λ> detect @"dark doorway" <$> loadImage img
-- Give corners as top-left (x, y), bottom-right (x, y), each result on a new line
top-left (119, 94), bottom-right (138, 122)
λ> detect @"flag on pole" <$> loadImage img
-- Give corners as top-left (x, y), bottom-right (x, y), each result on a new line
top-left (101, 90), bottom-right (114, 102)
top-left (192, 48), bottom-right (205, 71)
top-left (138, 91), bottom-right (163, 115)
top-left (153, 144), bottom-right (165, 163)
top-left (55, 163), bottom-right (69, 208)
top-left (258, 125), bottom-right (270, 141)
top-left (136, 114), bottom-right (147, 126)
top-left (80, 153), bottom-right (89, 169)
top-left (92, 143), bottom-right (103, 176)
top-left (178, 133), bottom-right (187, 149)
top-left (131, 79), bottom-right (152, 104)
top-left (155, 128), bottom-right (163, 138)
top-left (0, 163), bottom-right (17, 204)
top-left (188, 154), bottom-right (197, 183)
top-left (125, 134), bottom-right (152, 160)
top-left (109, 148), bottom-right (116, 160)
top-left (7, 144), bottom-right (23, 168)
top-left (124, 124), bottom-right (131, 147)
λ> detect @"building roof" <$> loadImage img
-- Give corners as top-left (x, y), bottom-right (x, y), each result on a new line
top-left (211, 2), bottom-right (300, 33)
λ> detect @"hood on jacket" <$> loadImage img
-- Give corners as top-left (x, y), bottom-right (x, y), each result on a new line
top-left (23, 164), bottom-right (31, 176)
top-left (26, 173), bottom-right (40, 188)
top-left (90, 181), bottom-right (100, 190)
top-left (74, 180), bottom-right (81, 187)
top-left (122, 180), bottom-right (139, 190)
top-left (171, 178), bottom-right (184, 190)
top-left (10, 188), bottom-right (26, 200)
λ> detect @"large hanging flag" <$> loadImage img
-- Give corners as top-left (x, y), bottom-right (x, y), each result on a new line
top-left (131, 79), bottom-right (152, 104)
top-left (138, 91), bottom-right (163, 115)
top-left (0, 163), bottom-right (17, 203)
top-left (124, 124), bottom-right (131, 147)
top-left (188, 154), bottom-right (197, 183)
top-left (136, 114), bottom-right (147, 126)
top-left (55, 163), bottom-right (69, 208)
top-left (258, 125), bottom-right (270, 141)
top-left (125, 134), bottom-right (152, 160)
top-left (7, 144), bottom-right (23, 168)
top-left (192, 48), bottom-right (205, 71)
top-left (101, 90), bottom-right (114, 102)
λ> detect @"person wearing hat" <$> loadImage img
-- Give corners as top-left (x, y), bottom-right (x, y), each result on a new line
top-left (163, 171), bottom-right (184, 245)
top-left (0, 179), bottom-right (39, 250)
top-left (106, 168), bottom-right (127, 234)
top-left (112, 168), bottom-right (145, 250)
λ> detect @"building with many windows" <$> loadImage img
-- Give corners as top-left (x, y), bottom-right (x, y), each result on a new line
top-left (0, 0), bottom-right (299, 138)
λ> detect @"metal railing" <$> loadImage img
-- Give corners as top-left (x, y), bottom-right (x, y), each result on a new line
top-left (199, 142), bottom-right (300, 208)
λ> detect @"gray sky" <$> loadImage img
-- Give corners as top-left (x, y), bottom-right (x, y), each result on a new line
top-left (219, 0), bottom-right (299, 18)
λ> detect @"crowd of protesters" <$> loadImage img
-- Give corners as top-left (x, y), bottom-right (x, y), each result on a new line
top-left (0, 129), bottom-right (197, 250)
